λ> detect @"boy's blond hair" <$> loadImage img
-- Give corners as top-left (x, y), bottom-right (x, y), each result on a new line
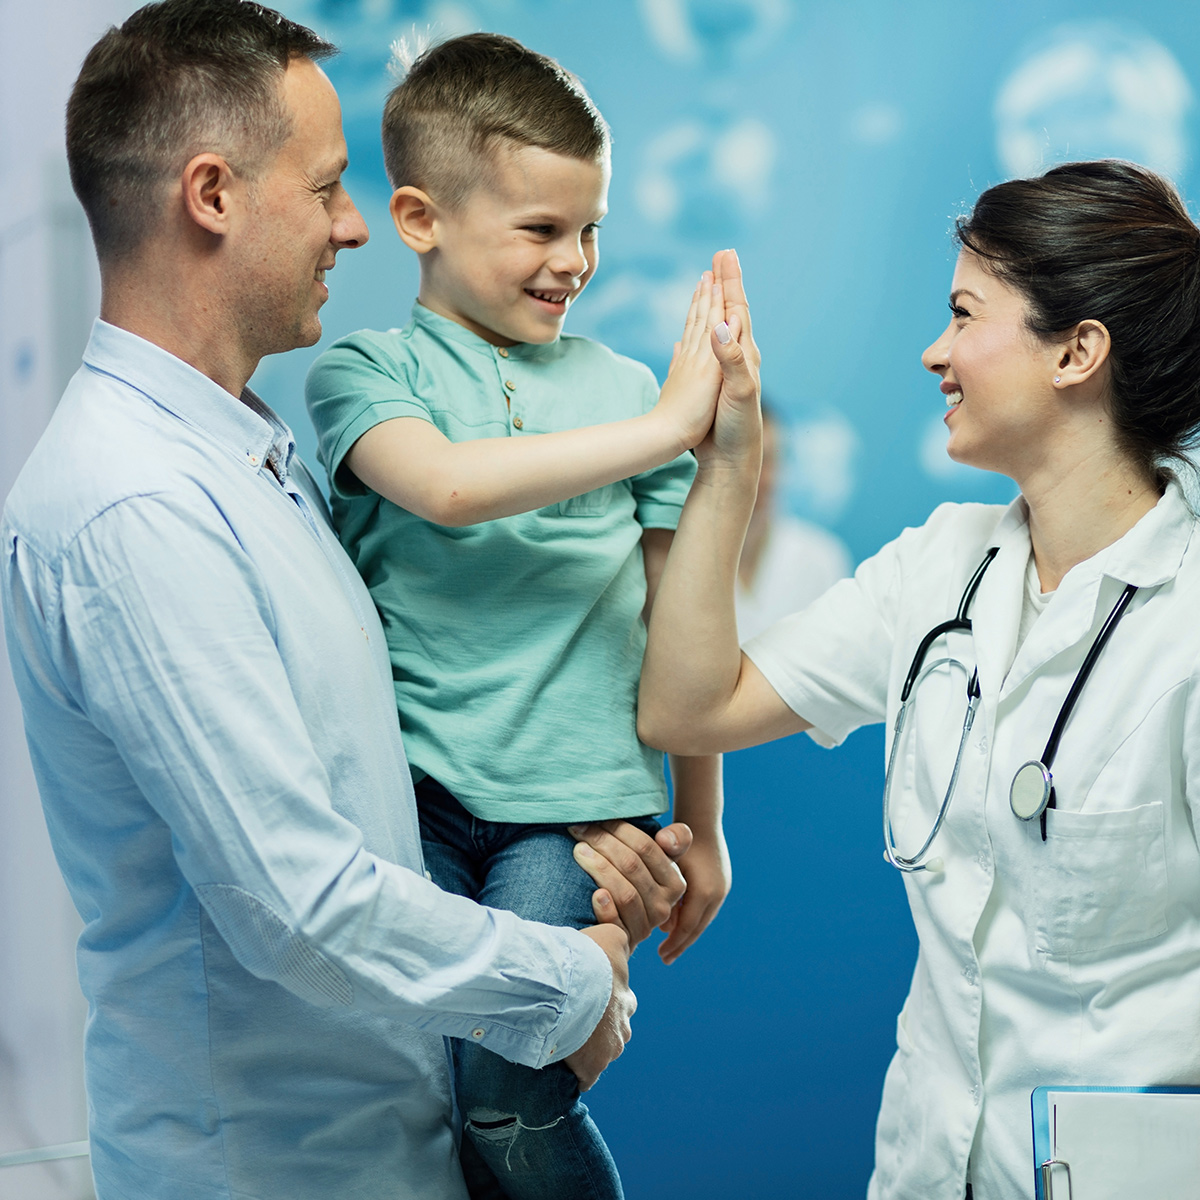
top-left (382, 32), bottom-right (610, 209)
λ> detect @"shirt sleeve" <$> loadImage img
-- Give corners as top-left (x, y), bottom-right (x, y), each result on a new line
top-left (627, 361), bottom-right (697, 529)
top-left (306, 332), bottom-right (433, 501)
top-left (5, 496), bottom-right (610, 1069)
top-left (743, 524), bottom-right (903, 747)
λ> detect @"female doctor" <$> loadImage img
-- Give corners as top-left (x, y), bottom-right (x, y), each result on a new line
top-left (645, 162), bottom-right (1200, 1199)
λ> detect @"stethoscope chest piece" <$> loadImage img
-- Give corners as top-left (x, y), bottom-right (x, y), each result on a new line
top-left (1010, 760), bottom-right (1053, 821)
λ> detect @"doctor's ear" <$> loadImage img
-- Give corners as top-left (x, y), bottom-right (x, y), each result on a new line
top-left (1053, 320), bottom-right (1111, 390)
top-left (390, 187), bottom-right (439, 254)
top-left (181, 154), bottom-right (240, 236)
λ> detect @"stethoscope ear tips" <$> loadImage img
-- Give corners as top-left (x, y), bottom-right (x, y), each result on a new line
top-left (924, 857), bottom-right (945, 875)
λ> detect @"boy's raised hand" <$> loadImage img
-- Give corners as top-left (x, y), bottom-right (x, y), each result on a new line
top-left (652, 270), bottom-right (726, 451)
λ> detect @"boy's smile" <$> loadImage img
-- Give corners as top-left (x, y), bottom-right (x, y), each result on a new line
top-left (411, 141), bottom-right (609, 347)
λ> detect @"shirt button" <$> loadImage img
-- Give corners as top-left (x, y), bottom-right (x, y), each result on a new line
top-left (961, 964), bottom-right (977, 985)
top-left (497, 347), bottom-right (509, 358)
top-left (247, 453), bottom-right (260, 466)
top-left (471, 1028), bottom-right (485, 1040)
top-left (504, 379), bottom-right (516, 391)
top-left (513, 416), bottom-right (524, 429)
top-left (970, 1083), bottom-right (981, 1105)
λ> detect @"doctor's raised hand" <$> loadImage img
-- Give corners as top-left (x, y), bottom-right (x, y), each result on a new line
top-left (636, 161), bottom-right (1200, 1199)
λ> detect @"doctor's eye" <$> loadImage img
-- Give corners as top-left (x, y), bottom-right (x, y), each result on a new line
top-left (949, 302), bottom-right (970, 320)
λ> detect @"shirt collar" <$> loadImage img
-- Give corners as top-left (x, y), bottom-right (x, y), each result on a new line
top-left (410, 302), bottom-right (557, 362)
top-left (83, 319), bottom-right (295, 482)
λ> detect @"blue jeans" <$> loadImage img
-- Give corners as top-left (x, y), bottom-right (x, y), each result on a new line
top-left (416, 777), bottom-right (660, 1200)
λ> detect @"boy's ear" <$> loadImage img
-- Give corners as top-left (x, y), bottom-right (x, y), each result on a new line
top-left (390, 187), bottom-right (440, 254)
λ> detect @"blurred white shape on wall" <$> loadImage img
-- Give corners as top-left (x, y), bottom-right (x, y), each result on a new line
top-left (995, 22), bottom-right (1192, 180)
top-left (571, 266), bottom-right (699, 362)
top-left (637, 0), bottom-right (790, 66)
top-left (636, 116), bottom-right (776, 230)
top-left (783, 413), bottom-right (858, 520)
top-left (919, 411), bottom-right (976, 481)
top-left (849, 101), bottom-right (904, 146)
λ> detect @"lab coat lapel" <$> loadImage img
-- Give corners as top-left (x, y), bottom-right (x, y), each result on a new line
top-left (968, 500), bottom-right (1029, 704)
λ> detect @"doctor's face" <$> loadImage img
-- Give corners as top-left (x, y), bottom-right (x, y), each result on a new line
top-left (922, 250), bottom-right (1062, 480)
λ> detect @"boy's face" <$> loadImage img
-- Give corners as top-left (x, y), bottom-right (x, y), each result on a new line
top-left (420, 141), bottom-right (609, 346)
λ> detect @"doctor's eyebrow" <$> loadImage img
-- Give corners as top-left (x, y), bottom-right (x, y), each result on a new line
top-left (949, 288), bottom-right (984, 305)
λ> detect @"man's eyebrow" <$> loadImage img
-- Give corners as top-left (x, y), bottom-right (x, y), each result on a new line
top-left (312, 157), bottom-right (349, 185)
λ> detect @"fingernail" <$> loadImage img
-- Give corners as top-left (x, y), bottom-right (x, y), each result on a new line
top-left (715, 322), bottom-right (731, 345)
top-left (595, 891), bottom-right (611, 908)
top-left (663, 830), bottom-right (680, 853)
top-left (567, 824), bottom-right (587, 836)
top-left (574, 842), bottom-right (595, 858)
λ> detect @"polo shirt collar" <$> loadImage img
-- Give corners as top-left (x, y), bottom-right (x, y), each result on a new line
top-left (410, 302), bottom-right (557, 362)
top-left (83, 319), bottom-right (295, 481)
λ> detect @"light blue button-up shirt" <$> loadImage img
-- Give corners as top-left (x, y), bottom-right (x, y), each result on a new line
top-left (1, 321), bottom-right (610, 1200)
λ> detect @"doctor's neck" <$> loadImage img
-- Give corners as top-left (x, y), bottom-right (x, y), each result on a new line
top-left (1020, 449), bottom-right (1159, 594)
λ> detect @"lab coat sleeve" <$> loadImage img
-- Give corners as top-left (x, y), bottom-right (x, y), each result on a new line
top-left (743, 518), bottom-right (909, 747)
top-left (5, 494), bottom-right (610, 1069)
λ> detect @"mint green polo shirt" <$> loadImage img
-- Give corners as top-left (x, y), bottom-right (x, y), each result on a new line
top-left (306, 304), bottom-right (696, 822)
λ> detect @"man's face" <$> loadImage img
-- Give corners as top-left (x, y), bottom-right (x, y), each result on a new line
top-left (416, 141), bottom-right (609, 347)
top-left (238, 58), bottom-right (368, 356)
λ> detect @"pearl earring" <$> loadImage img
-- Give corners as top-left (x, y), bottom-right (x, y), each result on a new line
top-left (1054, 375), bottom-right (1061, 384)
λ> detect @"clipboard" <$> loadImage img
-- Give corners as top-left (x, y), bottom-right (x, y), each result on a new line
top-left (1031, 1085), bottom-right (1200, 1199)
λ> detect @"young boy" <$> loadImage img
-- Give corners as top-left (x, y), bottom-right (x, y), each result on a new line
top-left (306, 34), bottom-right (736, 1200)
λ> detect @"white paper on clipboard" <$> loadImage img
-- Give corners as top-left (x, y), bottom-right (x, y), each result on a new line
top-left (1046, 1090), bottom-right (1200, 1197)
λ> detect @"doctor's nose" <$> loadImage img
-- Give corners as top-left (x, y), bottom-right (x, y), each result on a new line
top-left (921, 323), bottom-right (952, 374)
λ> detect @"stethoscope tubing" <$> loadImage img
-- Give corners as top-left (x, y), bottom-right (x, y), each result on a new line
top-left (882, 546), bottom-right (1140, 872)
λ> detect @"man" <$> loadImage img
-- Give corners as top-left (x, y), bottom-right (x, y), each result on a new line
top-left (1, 4), bottom-right (688, 1197)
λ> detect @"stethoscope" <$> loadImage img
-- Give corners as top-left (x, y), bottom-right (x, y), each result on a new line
top-left (882, 547), bottom-right (1138, 874)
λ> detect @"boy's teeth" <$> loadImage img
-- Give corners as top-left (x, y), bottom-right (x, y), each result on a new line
top-left (529, 290), bottom-right (567, 302)
top-left (946, 390), bottom-right (963, 408)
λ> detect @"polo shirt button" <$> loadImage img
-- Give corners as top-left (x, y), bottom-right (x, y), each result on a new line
top-left (247, 453), bottom-right (260, 466)
top-left (504, 379), bottom-right (516, 391)
top-left (471, 1028), bottom-right (486, 1040)
top-left (497, 347), bottom-right (509, 358)
top-left (513, 416), bottom-right (524, 429)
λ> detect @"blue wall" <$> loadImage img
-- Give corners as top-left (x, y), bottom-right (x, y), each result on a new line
top-left (250, 3), bottom-right (1200, 1194)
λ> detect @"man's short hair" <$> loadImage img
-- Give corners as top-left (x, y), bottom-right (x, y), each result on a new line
top-left (66, 0), bottom-right (335, 262)
top-left (381, 33), bottom-right (610, 209)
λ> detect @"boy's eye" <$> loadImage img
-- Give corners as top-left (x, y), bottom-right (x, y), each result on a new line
top-left (523, 224), bottom-right (555, 236)
top-left (582, 223), bottom-right (602, 239)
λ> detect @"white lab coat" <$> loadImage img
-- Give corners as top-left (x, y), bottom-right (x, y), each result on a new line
top-left (745, 481), bottom-right (1200, 1199)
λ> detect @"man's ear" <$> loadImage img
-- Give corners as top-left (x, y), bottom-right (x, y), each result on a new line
top-left (181, 153), bottom-right (240, 236)
top-left (390, 186), bottom-right (440, 254)
top-left (1055, 319), bottom-right (1111, 389)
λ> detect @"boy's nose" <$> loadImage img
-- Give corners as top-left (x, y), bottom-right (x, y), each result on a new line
top-left (550, 238), bottom-right (588, 279)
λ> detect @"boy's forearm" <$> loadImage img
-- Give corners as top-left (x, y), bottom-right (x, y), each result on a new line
top-left (348, 408), bottom-right (689, 527)
top-left (668, 753), bottom-right (723, 837)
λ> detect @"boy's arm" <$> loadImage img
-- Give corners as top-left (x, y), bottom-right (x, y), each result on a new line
top-left (346, 274), bottom-right (724, 526)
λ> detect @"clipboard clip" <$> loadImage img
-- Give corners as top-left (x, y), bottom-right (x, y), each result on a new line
top-left (1039, 1158), bottom-right (1072, 1200)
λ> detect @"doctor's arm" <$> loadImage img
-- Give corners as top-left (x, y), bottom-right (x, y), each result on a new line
top-left (637, 250), bottom-right (812, 757)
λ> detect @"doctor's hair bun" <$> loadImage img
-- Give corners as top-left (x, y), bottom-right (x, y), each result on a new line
top-left (956, 160), bottom-right (1200, 478)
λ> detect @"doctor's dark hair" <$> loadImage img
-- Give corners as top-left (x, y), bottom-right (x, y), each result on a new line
top-left (66, 0), bottom-right (335, 262)
top-left (381, 32), bottom-right (610, 208)
top-left (955, 160), bottom-right (1200, 477)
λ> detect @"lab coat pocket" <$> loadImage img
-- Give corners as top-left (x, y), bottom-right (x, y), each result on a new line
top-left (1031, 801), bottom-right (1168, 958)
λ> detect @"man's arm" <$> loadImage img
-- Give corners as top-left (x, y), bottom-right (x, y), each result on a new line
top-left (7, 497), bottom-right (612, 1071)
top-left (345, 274), bottom-right (723, 525)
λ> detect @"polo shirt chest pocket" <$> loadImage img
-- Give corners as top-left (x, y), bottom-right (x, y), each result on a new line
top-left (557, 485), bottom-right (615, 517)
top-left (1029, 800), bottom-right (1168, 958)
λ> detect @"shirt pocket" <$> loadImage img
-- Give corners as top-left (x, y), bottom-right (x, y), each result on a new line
top-left (1030, 801), bottom-right (1168, 958)
top-left (557, 485), bottom-right (615, 518)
